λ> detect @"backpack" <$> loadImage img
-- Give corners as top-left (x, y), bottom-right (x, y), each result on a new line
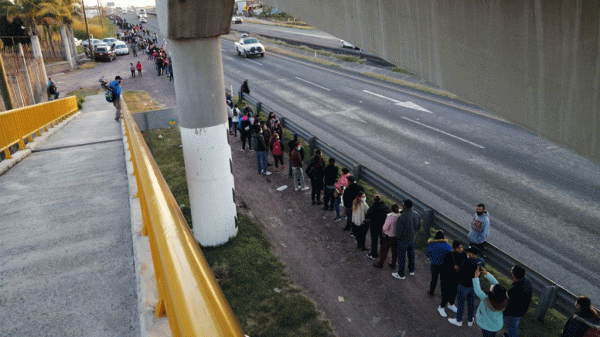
top-left (105, 86), bottom-right (115, 102)
top-left (272, 140), bottom-right (282, 156)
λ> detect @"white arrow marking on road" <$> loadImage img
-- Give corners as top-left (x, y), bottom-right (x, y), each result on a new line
top-left (363, 90), bottom-right (432, 113)
top-left (246, 59), bottom-right (263, 66)
top-left (295, 77), bottom-right (331, 91)
top-left (401, 117), bottom-right (485, 149)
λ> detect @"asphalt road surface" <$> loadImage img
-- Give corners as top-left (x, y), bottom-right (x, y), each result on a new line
top-left (117, 13), bottom-right (600, 305)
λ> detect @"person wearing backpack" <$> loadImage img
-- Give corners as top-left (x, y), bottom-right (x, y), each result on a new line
top-left (109, 76), bottom-right (123, 121)
top-left (269, 133), bottom-right (285, 173)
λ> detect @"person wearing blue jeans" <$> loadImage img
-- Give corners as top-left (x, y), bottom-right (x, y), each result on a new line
top-left (503, 265), bottom-right (532, 337)
top-left (252, 128), bottom-right (271, 175)
top-left (391, 199), bottom-right (421, 280)
top-left (448, 246), bottom-right (485, 327)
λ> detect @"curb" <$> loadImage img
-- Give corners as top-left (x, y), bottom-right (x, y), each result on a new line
top-left (0, 111), bottom-right (82, 176)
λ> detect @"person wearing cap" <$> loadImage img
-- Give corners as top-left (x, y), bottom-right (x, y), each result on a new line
top-left (448, 246), bottom-right (486, 328)
top-left (109, 76), bottom-right (123, 121)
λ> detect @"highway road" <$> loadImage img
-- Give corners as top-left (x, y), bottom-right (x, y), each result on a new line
top-left (121, 13), bottom-right (600, 305)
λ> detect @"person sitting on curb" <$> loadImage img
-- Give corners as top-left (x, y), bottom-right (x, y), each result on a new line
top-left (425, 230), bottom-right (452, 297)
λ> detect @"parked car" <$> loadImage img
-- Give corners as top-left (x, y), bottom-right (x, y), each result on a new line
top-left (139, 17), bottom-right (147, 23)
top-left (113, 41), bottom-right (129, 56)
top-left (94, 45), bottom-right (116, 62)
top-left (232, 17), bottom-right (243, 24)
top-left (82, 38), bottom-right (102, 47)
top-left (103, 37), bottom-right (119, 46)
top-left (234, 36), bottom-right (265, 58)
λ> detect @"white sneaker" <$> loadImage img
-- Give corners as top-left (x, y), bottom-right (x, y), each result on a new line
top-left (448, 318), bottom-right (462, 327)
top-left (437, 307), bottom-right (447, 318)
top-left (240, 148), bottom-right (245, 151)
top-left (301, 186), bottom-right (310, 191)
top-left (391, 273), bottom-right (405, 280)
top-left (409, 272), bottom-right (415, 276)
top-left (448, 304), bottom-right (458, 313)
top-left (264, 171), bottom-right (272, 176)
top-left (295, 187), bottom-right (299, 191)
top-left (467, 320), bottom-right (474, 327)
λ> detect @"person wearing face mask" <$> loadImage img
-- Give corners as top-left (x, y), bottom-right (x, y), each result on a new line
top-left (468, 204), bottom-right (491, 253)
top-left (351, 192), bottom-right (370, 250)
top-left (392, 199), bottom-right (422, 280)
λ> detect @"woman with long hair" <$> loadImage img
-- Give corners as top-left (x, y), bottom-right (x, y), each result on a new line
top-left (473, 268), bottom-right (508, 336)
top-left (373, 204), bottom-right (401, 268)
top-left (562, 296), bottom-right (600, 337)
top-left (352, 192), bottom-right (369, 250)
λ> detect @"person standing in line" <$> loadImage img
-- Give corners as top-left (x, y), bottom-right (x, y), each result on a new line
top-left (437, 240), bottom-right (466, 318)
top-left (130, 63), bottom-right (136, 77)
top-left (342, 176), bottom-right (362, 233)
top-left (306, 150), bottom-right (325, 205)
top-left (252, 126), bottom-right (271, 175)
top-left (269, 133), bottom-right (285, 173)
top-left (365, 195), bottom-right (390, 260)
top-left (503, 265), bottom-right (532, 337)
top-left (287, 134), bottom-right (303, 177)
top-left (468, 203), bottom-right (490, 253)
top-left (448, 246), bottom-right (486, 328)
top-left (240, 111), bottom-right (252, 151)
top-left (109, 76), bottom-right (123, 121)
top-left (332, 168), bottom-right (351, 222)
top-left (131, 42), bottom-right (137, 56)
top-left (241, 102), bottom-right (254, 118)
top-left (473, 267), bottom-right (508, 337)
top-left (167, 58), bottom-right (173, 81)
top-left (322, 158), bottom-right (339, 211)
top-left (290, 142), bottom-right (310, 191)
top-left (392, 199), bottom-right (421, 280)
top-left (561, 296), bottom-right (600, 337)
top-left (425, 230), bottom-right (452, 296)
top-left (373, 204), bottom-right (401, 268)
top-left (351, 192), bottom-right (369, 250)
top-left (231, 104), bottom-right (240, 137)
top-left (227, 103), bottom-right (234, 135)
top-left (136, 60), bottom-right (143, 77)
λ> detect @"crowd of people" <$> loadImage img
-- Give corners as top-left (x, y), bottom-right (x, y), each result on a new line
top-left (228, 83), bottom-right (600, 336)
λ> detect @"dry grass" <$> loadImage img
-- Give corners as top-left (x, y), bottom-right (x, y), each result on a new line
top-left (122, 90), bottom-right (162, 113)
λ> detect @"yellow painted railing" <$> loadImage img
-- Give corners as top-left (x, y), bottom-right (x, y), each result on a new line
top-left (122, 108), bottom-right (244, 336)
top-left (0, 96), bottom-right (78, 159)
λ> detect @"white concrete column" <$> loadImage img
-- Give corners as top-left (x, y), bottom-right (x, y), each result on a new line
top-left (60, 26), bottom-right (74, 69)
top-left (18, 44), bottom-right (36, 104)
top-left (30, 36), bottom-right (48, 102)
top-left (170, 37), bottom-right (237, 246)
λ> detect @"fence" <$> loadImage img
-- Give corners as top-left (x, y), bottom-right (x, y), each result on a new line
top-left (238, 91), bottom-right (581, 321)
top-left (122, 106), bottom-right (245, 336)
top-left (0, 96), bottom-right (78, 160)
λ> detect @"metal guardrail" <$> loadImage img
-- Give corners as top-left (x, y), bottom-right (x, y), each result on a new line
top-left (122, 108), bottom-right (244, 336)
top-left (236, 91), bottom-right (581, 320)
top-left (0, 96), bottom-right (78, 159)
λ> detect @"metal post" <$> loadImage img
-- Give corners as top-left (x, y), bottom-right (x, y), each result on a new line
top-left (535, 286), bottom-right (558, 321)
top-left (18, 44), bottom-right (36, 105)
top-left (0, 54), bottom-right (15, 110)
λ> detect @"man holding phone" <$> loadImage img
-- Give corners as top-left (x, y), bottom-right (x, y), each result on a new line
top-left (448, 246), bottom-right (486, 328)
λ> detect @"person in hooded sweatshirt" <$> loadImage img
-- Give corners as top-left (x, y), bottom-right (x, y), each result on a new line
top-left (468, 203), bottom-right (491, 252)
top-left (425, 230), bottom-right (452, 297)
top-left (239, 111), bottom-right (252, 151)
top-left (473, 267), bottom-right (508, 337)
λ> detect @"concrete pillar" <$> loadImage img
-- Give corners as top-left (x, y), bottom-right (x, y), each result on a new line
top-left (18, 44), bottom-right (36, 105)
top-left (31, 35), bottom-right (49, 93)
top-left (0, 54), bottom-right (15, 110)
top-left (157, 0), bottom-right (237, 246)
top-left (60, 26), bottom-right (74, 69)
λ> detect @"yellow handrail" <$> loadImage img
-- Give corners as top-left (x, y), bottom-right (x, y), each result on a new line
top-left (122, 107), bottom-right (245, 336)
top-left (0, 96), bottom-right (78, 159)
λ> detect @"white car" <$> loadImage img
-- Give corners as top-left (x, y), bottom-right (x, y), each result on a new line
top-left (113, 42), bottom-right (129, 55)
top-left (103, 37), bottom-right (119, 45)
top-left (82, 38), bottom-right (102, 47)
top-left (232, 17), bottom-right (243, 24)
top-left (340, 40), bottom-right (360, 50)
top-left (235, 36), bottom-right (265, 58)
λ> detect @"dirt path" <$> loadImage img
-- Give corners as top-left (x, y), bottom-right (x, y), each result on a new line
top-left (230, 138), bottom-right (481, 337)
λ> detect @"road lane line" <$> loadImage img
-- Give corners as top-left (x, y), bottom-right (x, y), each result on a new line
top-left (401, 117), bottom-right (485, 149)
top-left (363, 90), bottom-right (432, 113)
top-left (295, 77), bottom-right (331, 91)
top-left (246, 59), bottom-right (263, 66)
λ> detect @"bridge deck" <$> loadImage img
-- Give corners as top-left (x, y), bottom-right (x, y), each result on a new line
top-left (0, 95), bottom-right (139, 336)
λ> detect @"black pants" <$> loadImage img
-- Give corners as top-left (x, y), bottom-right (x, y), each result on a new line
top-left (273, 155), bottom-right (283, 168)
top-left (430, 264), bottom-right (443, 294)
top-left (369, 223), bottom-right (382, 258)
top-left (355, 222), bottom-right (369, 248)
top-left (131, 70), bottom-right (135, 77)
top-left (310, 182), bottom-right (322, 202)
top-left (241, 132), bottom-right (251, 150)
top-left (323, 186), bottom-right (335, 210)
top-left (440, 278), bottom-right (458, 307)
top-left (344, 208), bottom-right (352, 230)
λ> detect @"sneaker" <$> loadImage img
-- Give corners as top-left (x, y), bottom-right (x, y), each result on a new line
top-left (241, 148), bottom-right (245, 151)
top-left (295, 187), bottom-right (299, 191)
top-left (437, 307), bottom-right (447, 318)
top-left (448, 318), bottom-right (462, 327)
top-left (366, 254), bottom-right (376, 260)
top-left (301, 186), bottom-right (310, 191)
top-left (467, 320), bottom-right (474, 327)
top-left (409, 272), bottom-right (415, 276)
top-left (391, 273), bottom-right (405, 280)
top-left (373, 263), bottom-right (383, 269)
top-left (333, 217), bottom-right (342, 222)
top-left (350, 233), bottom-right (355, 238)
top-left (264, 171), bottom-right (272, 176)
top-left (448, 304), bottom-right (458, 313)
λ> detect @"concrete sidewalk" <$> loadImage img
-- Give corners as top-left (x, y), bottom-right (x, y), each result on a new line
top-left (0, 95), bottom-right (139, 336)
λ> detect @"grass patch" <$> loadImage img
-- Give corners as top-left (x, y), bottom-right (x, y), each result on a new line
top-left (78, 62), bottom-right (98, 70)
top-left (122, 90), bottom-right (162, 113)
top-left (361, 72), bottom-right (462, 101)
top-left (392, 67), bottom-right (414, 75)
top-left (66, 87), bottom-right (100, 109)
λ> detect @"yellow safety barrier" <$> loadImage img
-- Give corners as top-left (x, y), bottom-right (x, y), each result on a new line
top-left (0, 96), bottom-right (78, 159)
top-left (122, 108), bottom-right (245, 336)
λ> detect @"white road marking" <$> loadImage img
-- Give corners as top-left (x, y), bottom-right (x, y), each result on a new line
top-left (363, 90), bottom-right (432, 113)
top-left (295, 77), bottom-right (331, 91)
top-left (246, 59), bottom-right (263, 66)
top-left (401, 117), bottom-right (485, 149)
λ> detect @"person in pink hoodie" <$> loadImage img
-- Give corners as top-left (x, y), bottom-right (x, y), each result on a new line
top-left (373, 204), bottom-right (401, 268)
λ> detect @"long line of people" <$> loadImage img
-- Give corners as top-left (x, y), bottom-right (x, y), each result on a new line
top-left (228, 92), bottom-right (599, 337)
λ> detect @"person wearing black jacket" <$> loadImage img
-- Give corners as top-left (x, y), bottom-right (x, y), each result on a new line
top-left (306, 150), bottom-right (325, 205)
top-left (322, 158), bottom-right (339, 211)
top-left (448, 246), bottom-right (485, 327)
top-left (287, 134), bottom-right (303, 177)
top-left (503, 265), bottom-right (532, 337)
top-left (342, 176), bottom-right (362, 232)
top-left (364, 195), bottom-right (390, 260)
top-left (438, 241), bottom-right (466, 317)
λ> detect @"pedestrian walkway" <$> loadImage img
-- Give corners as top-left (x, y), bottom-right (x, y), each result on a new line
top-left (0, 95), bottom-right (139, 336)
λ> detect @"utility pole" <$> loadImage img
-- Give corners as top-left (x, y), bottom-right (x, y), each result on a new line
top-left (81, 0), bottom-right (91, 55)
top-left (155, 0), bottom-right (237, 247)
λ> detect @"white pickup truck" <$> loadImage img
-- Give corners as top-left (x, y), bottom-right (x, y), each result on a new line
top-left (234, 36), bottom-right (265, 58)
